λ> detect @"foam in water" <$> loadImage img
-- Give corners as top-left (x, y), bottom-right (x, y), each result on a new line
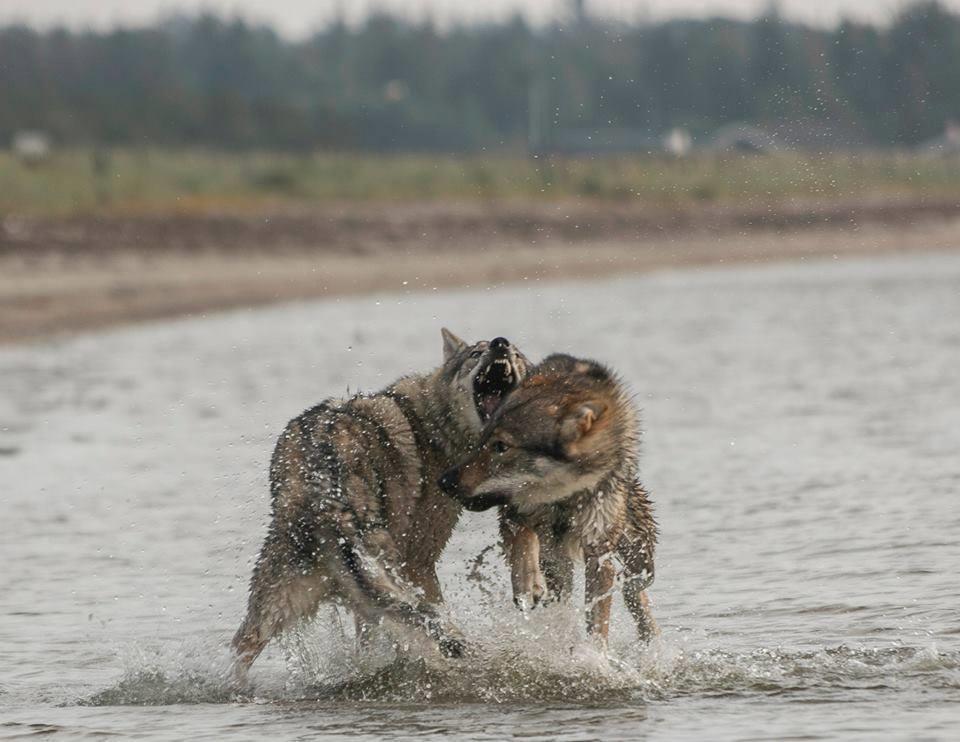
top-left (81, 540), bottom-right (960, 708)
top-left (83, 597), bottom-right (960, 708)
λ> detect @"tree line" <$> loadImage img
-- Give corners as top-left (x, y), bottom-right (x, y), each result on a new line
top-left (2, 1), bottom-right (959, 151)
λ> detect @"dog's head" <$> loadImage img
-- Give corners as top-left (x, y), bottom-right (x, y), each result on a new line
top-left (439, 354), bottom-right (633, 512)
top-left (439, 328), bottom-right (528, 430)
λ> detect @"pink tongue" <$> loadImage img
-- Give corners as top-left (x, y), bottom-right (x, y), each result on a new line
top-left (482, 394), bottom-right (501, 417)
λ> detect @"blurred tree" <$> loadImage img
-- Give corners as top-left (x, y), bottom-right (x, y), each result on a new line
top-left (1, 1), bottom-right (958, 150)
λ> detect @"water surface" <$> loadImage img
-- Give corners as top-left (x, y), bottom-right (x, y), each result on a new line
top-left (2, 252), bottom-right (959, 739)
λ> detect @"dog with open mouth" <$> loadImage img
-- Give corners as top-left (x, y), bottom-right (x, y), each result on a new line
top-left (439, 353), bottom-right (658, 649)
top-left (231, 329), bottom-right (527, 681)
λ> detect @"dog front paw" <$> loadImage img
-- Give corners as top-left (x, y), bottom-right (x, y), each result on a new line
top-left (512, 566), bottom-right (547, 610)
top-left (513, 592), bottom-right (545, 613)
top-left (532, 572), bottom-right (546, 604)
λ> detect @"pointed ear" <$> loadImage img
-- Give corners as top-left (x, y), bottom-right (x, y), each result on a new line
top-left (441, 327), bottom-right (467, 362)
top-left (559, 401), bottom-right (607, 445)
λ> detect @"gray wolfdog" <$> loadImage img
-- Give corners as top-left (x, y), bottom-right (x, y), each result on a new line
top-left (231, 329), bottom-right (528, 679)
top-left (439, 353), bottom-right (657, 648)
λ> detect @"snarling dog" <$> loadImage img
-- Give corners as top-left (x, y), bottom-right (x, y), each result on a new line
top-left (439, 354), bottom-right (657, 648)
top-left (231, 329), bottom-right (527, 680)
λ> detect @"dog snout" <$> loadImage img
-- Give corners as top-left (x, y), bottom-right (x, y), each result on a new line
top-left (491, 337), bottom-right (510, 352)
top-left (438, 468), bottom-right (460, 495)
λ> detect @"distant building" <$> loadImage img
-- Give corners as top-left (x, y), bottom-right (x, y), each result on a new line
top-left (12, 130), bottom-right (51, 165)
top-left (920, 121), bottom-right (960, 156)
top-left (773, 119), bottom-right (869, 152)
top-left (705, 120), bottom-right (869, 154)
top-left (662, 128), bottom-right (692, 157)
top-left (706, 123), bottom-right (778, 154)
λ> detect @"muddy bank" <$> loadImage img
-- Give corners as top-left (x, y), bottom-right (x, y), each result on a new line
top-left (4, 195), bottom-right (960, 256)
top-left (2, 196), bottom-right (959, 344)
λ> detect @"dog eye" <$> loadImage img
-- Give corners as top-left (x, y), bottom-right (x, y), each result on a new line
top-left (469, 350), bottom-right (483, 359)
top-left (492, 440), bottom-right (510, 454)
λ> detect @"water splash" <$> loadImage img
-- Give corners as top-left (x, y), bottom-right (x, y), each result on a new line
top-left (82, 640), bottom-right (238, 706)
top-left (81, 618), bottom-right (960, 707)
top-left (637, 642), bottom-right (960, 700)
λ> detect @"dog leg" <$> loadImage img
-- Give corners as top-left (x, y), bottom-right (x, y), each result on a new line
top-left (501, 518), bottom-right (546, 609)
top-left (584, 552), bottom-right (616, 649)
top-left (404, 563), bottom-right (444, 606)
top-left (616, 523), bottom-right (658, 643)
top-left (337, 531), bottom-right (465, 658)
top-left (622, 582), bottom-right (659, 642)
top-left (230, 619), bottom-right (269, 689)
top-left (539, 545), bottom-right (574, 603)
top-left (230, 549), bottom-right (329, 686)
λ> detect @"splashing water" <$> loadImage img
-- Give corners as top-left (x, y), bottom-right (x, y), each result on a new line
top-left (3, 252), bottom-right (960, 739)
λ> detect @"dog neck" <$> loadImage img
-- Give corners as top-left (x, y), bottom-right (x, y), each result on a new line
top-left (388, 370), bottom-right (478, 460)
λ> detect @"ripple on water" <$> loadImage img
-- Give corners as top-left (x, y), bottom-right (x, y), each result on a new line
top-left (79, 637), bottom-right (960, 709)
top-left (6, 252), bottom-right (960, 738)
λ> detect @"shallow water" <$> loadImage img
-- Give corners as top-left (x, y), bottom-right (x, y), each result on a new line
top-left (2, 251), bottom-right (959, 740)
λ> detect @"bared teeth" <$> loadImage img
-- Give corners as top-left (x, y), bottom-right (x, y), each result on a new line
top-left (473, 356), bottom-right (518, 422)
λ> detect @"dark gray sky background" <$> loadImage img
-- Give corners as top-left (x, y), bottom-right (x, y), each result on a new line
top-left (2, 0), bottom-right (955, 35)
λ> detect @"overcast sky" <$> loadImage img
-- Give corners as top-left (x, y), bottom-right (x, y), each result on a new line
top-left (1, 0), bottom-right (953, 35)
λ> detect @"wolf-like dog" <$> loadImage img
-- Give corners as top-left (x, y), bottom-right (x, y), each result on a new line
top-left (231, 329), bottom-right (527, 679)
top-left (439, 354), bottom-right (657, 647)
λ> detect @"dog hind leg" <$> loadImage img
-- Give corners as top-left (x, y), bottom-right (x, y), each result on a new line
top-left (622, 581), bottom-right (658, 642)
top-left (336, 529), bottom-right (465, 658)
top-left (404, 562), bottom-right (444, 605)
top-left (230, 537), bottom-right (330, 684)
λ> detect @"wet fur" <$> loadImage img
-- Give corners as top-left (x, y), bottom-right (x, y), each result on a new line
top-left (441, 354), bottom-right (658, 646)
top-left (231, 330), bottom-right (527, 680)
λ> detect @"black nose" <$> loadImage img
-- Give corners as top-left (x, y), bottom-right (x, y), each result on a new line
top-left (491, 337), bottom-right (510, 350)
top-left (438, 469), bottom-right (459, 495)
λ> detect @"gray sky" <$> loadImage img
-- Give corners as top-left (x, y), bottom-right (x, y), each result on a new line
top-left (1, 0), bottom-right (952, 35)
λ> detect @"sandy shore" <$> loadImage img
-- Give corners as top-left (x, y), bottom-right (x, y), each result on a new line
top-left (2, 197), bottom-right (959, 344)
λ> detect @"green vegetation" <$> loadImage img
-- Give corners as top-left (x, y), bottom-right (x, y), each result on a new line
top-left (2, 2), bottom-right (960, 151)
top-left (3, 149), bottom-right (959, 216)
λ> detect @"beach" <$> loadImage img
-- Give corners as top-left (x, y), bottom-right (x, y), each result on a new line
top-left (3, 195), bottom-right (959, 344)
